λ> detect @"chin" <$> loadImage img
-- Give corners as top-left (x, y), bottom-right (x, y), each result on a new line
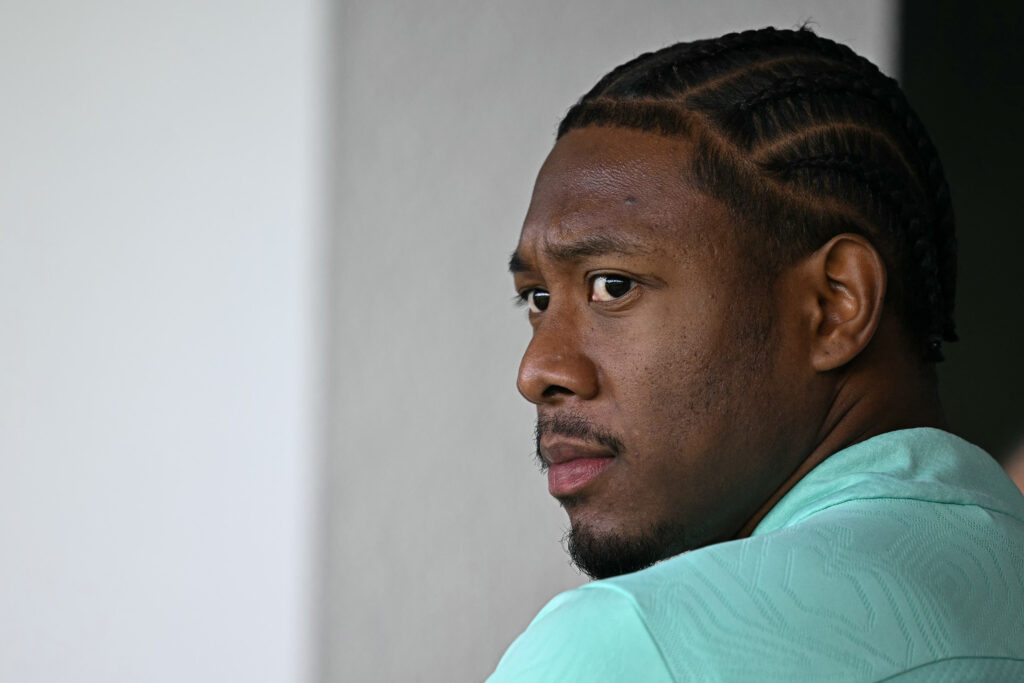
top-left (565, 516), bottom-right (688, 579)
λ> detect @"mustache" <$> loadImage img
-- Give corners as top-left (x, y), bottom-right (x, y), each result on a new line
top-left (534, 413), bottom-right (625, 470)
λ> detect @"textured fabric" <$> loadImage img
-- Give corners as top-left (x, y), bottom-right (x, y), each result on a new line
top-left (488, 429), bottom-right (1024, 682)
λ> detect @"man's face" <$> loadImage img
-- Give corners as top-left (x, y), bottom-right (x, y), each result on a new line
top-left (511, 126), bottom-right (814, 578)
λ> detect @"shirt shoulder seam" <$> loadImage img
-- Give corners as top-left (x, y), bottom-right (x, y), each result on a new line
top-left (787, 493), bottom-right (1024, 527)
top-left (874, 655), bottom-right (1024, 682)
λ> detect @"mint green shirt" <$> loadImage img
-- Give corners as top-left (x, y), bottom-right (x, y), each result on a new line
top-left (489, 429), bottom-right (1024, 681)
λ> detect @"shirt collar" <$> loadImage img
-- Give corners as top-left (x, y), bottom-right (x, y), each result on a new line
top-left (753, 428), bottom-right (1024, 536)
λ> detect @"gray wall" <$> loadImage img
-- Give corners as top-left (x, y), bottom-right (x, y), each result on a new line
top-left (327, 2), bottom-right (896, 681)
top-left (0, 3), bottom-right (898, 681)
top-left (0, 2), bottom-right (324, 681)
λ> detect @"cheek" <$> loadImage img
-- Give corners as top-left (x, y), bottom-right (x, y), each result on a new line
top-left (608, 307), bottom-right (773, 476)
top-left (602, 320), bottom-right (728, 452)
top-left (618, 305), bottom-right (733, 409)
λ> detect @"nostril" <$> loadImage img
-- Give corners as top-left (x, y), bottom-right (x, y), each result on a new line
top-left (542, 385), bottom-right (574, 399)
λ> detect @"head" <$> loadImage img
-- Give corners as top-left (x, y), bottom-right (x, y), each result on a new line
top-left (510, 27), bottom-right (956, 579)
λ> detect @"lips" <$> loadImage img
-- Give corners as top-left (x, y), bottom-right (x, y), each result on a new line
top-left (542, 441), bottom-right (615, 498)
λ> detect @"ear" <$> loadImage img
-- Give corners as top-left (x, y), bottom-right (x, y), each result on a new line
top-left (799, 233), bottom-right (887, 372)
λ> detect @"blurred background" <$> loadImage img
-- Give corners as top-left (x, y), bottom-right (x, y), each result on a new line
top-left (1, 1), bottom-right (1019, 681)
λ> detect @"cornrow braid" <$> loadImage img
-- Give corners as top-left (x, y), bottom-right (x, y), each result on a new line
top-left (557, 27), bottom-right (957, 361)
top-left (775, 153), bottom-right (945, 354)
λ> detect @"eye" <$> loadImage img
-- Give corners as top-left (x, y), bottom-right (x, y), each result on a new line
top-left (589, 274), bottom-right (634, 302)
top-left (521, 288), bottom-right (550, 313)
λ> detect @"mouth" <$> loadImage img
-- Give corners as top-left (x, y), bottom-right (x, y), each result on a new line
top-left (541, 441), bottom-right (616, 498)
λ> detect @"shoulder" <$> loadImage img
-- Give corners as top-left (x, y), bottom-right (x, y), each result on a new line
top-left (491, 497), bottom-right (1024, 681)
top-left (487, 582), bottom-right (674, 683)
top-left (490, 431), bottom-right (1024, 681)
top-left (613, 495), bottom-right (1024, 680)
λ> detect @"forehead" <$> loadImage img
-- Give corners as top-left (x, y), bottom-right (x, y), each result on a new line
top-left (518, 127), bottom-right (735, 261)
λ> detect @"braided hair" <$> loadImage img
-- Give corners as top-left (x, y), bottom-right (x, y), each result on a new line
top-left (558, 27), bottom-right (957, 361)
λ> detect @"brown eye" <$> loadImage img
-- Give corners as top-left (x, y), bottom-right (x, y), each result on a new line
top-left (590, 275), bottom-right (634, 302)
top-left (525, 288), bottom-right (550, 313)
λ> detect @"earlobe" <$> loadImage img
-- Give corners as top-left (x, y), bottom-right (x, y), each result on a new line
top-left (806, 234), bottom-right (887, 372)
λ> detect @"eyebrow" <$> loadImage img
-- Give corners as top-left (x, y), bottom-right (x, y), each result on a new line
top-left (508, 232), bottom-right (651, 274)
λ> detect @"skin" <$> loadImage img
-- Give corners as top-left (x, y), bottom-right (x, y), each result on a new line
top-left (511, 126), bottom-right (947, 576)
top-left (1005, 445), bottom-right (1024, 494)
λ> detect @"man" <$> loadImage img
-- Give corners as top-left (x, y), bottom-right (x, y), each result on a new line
top-left (491, 28), bottom-right (1024, 681)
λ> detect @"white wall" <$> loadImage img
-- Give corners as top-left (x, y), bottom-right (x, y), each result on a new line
top-left (328, 2), bottom-right (896, 682)
top-left (0, 2), bottom-right (324, 682)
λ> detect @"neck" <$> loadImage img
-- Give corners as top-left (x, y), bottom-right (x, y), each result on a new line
top-left (736, 325), bottom-right (947, 538)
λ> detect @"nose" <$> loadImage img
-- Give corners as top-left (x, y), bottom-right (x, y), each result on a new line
top-left (516, 316), bottom-right (599, 404)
